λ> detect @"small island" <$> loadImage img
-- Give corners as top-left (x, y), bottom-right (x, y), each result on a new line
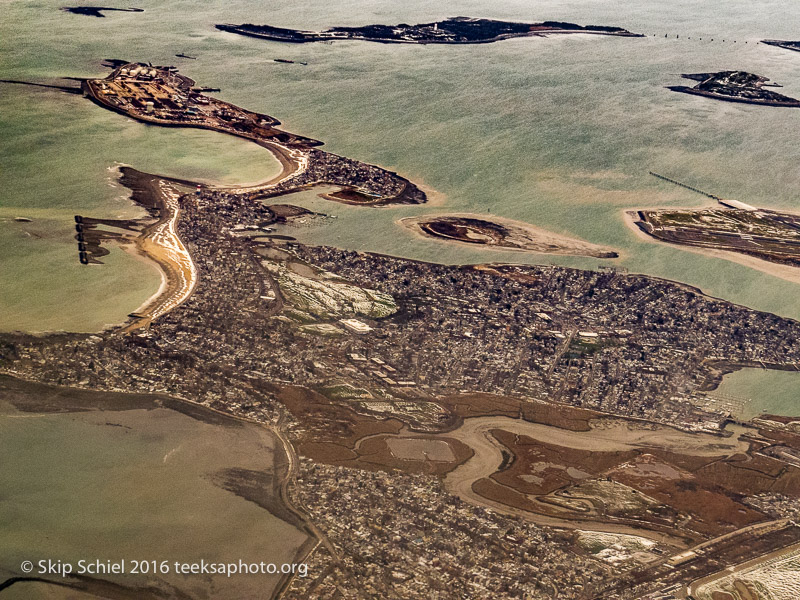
top-left (216, 16), bottom-right (642, 45)
top-left (61, 6), bottom-right (143, 17)
top-left (762, 39), bottom-right (800, 53)
top-left (668, 71), bottom-right (800, 108)
top-left (401, 214), bottom-right (618, 258)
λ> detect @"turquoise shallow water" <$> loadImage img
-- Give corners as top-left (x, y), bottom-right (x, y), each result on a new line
top-left (2, 0), bottom-right (800, 411)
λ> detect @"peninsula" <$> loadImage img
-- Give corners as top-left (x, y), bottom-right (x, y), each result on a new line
top-left (632, 206), bottom-right (800, 270)
top-left (215, 16), bottom-right (643, 45)
top-left (5, 162), bottom-right (800, 598)
top-left (6, 58), bottom-right (800, 600)
top-left (76, 62), bottom-right (426, 328)
top-left (401, 213), bottom-right (618, 258)
top-left (82, 63), bottom-right (427, 206)
top-left (668, 71), bottom-right (800, 108)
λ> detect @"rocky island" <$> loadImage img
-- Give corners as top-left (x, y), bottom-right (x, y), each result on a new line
top-left (61, 6), bottom-right (143, 17)
top-left (215, 16), bottom-right (642, 45)
top-left (762, 39), bottom-right (800, 53)
top-left (401, 213), bottom-right (618, 258)
top-left (668, 71), bottom-right (800, 108)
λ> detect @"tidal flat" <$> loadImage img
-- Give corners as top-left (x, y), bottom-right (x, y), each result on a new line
top-left (0, 376), bottom-right (308, 599)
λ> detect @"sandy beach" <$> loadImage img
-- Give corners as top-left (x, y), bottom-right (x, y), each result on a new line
top-left (230, 140), bottom-right (306, 191)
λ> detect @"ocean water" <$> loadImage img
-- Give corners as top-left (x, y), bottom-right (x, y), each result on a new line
top-left (0, 397), bottom-right (307, 598)
top-left (2, 0), bottom-right (800, 409)
top-left (0, 81), bottom-right (280, 333)
top-left (715, 368), bottom-right (800, 419)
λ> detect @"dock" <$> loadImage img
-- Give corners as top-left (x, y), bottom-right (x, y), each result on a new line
top-left (649, 172), bottom-right (722, 201)
top-left (649, 172), bottom-right (759, 211)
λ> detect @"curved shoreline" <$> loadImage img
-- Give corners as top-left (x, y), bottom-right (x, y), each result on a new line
top-left (233, 140), bottom-right (306, 192)
top-left (100, 169), bottom-right (198, 331)
top-left (83, 65), bottom-right (427, 206)
top-left (77, 62), bottom-right (432, 330)
top-left (0, 373), bottom-right (316, 600)
top-left (83, 84), bottom-right (310, 193)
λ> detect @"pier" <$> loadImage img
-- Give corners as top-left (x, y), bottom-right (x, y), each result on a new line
top-left (75, 216), bottom-right (89, 264)
top-left (649, 172), bottom-right (759, 211)
top-left (649, 172), bottom-right (722, 201)
top-left (652, 34), bottom-right (748, 43)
